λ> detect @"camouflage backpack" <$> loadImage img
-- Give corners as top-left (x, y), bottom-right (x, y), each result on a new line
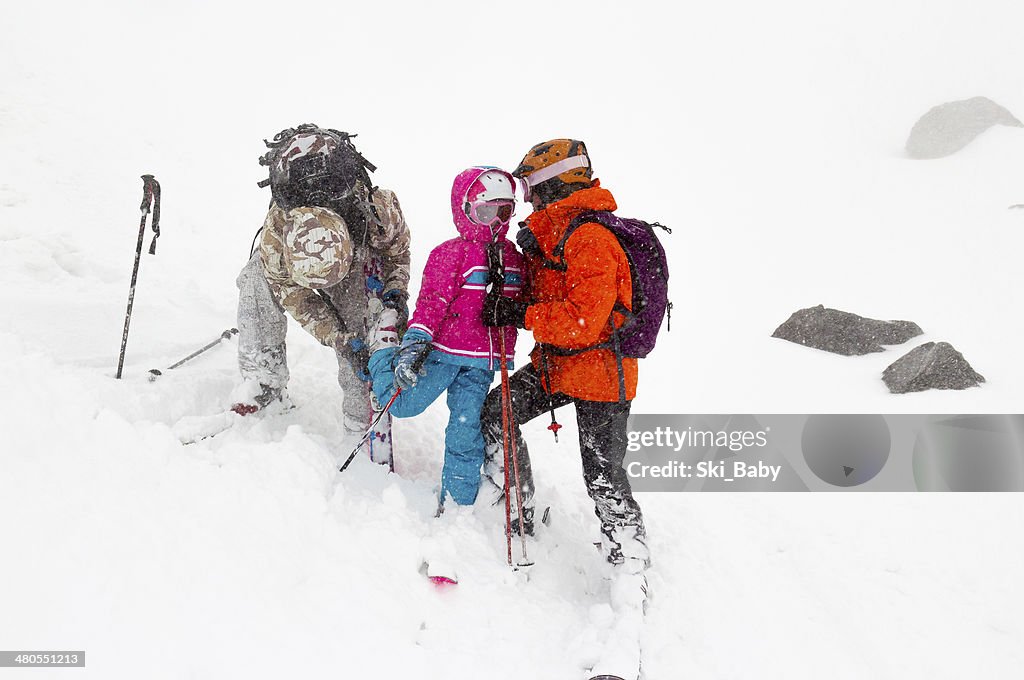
top-left (257, 124), bottom-right (377, 212)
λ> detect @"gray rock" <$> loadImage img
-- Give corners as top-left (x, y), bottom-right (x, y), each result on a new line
top-left (906, 96), bottom-right (1022, 159)
top-left (882, 342), bottom-right (985, 394)
top-left (772, 305), bottom-right (923, 356)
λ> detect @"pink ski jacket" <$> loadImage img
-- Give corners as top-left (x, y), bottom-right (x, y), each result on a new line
top-left (407, 167), bottom-right (523, 369)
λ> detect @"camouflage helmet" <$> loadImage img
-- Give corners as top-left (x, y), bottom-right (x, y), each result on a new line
top-left (513, 139), bottom-right (592, 199)
top-left (258, 124), bottom-right (377, 211)
top-left (282, 206), bottom-right (353, 289)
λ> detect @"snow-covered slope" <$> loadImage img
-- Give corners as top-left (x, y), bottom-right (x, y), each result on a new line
top-left (2, 2), bottom-right (1023, 679)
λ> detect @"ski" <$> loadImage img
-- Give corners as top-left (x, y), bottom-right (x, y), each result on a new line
top-left (586, 615), bottom-right (643, 680)
top-left (363, 255), bottom-right (394, 469)
top-left (366, 387), bottom-right (394, 468)
top-left (174, 411), bottom-right (240, 444)
top-left (586, 573), bottom-right (648, 680)
top-left (419, 559), bottom-right (458, 587)
top-left (174, 402), bottom-right (294, 445)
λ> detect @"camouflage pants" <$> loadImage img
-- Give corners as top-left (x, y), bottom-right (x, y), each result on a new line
top-left (235, 252), bottom-right (372, 436)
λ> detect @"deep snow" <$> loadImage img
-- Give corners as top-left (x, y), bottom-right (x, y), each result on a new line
top-left (2, 1), bottom-right (1023, 678)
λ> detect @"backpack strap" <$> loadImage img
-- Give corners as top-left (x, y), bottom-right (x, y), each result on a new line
top-left (537, 314), bottom-right (629, 404)
top-left (248, 226), bottom-right (264, 260)
top-left (537, 210), bottom-right (601, 271)
top-left (610, 319), bottom-right (627, 404)
top-left (536, 210), bottom-right (634, 402)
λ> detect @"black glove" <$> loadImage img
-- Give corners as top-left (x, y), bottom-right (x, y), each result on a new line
top-left (482, 293), bottom-right (529, 328)
top-left (382, 288), bottom-right (409, 327)
top-left (515, 224), bottom-right (542, 257)
top-left (336, 336), bottom-right (371, 382)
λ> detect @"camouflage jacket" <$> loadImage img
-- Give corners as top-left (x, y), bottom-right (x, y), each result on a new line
top-left (259, 186), bottom-right (411, 350)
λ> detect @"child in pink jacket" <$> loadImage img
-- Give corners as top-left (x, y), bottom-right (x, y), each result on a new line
top-left (366, 167), bottom-right (523, 505)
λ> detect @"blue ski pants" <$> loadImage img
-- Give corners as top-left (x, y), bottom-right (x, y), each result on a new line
top-left (368, 349), bottom-right (494, 505)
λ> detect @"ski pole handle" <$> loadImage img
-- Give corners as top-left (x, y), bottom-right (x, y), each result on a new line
top-left (141, 174), bottom-right (162, 255)
top-left (140, 174), bottom-right (156, 214)
top-left (410, 347), bottom-right (430, 375)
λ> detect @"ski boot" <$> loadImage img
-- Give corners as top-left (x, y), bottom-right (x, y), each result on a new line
top-left (229, 380), bottom-right (291, 416)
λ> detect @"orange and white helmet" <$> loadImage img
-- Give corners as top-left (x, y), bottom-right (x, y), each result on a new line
top-left (512, 139), bottom-right (592, 202)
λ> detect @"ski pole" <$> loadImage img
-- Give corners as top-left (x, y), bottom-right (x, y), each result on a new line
top-left (540, 348), bottom-right (562, 442)
top-left (497, 333), bottom-right (514, 567)
top-left (486, 240), bottom-right (532, 567)
top-left (148, 328), bottom-right (239, 381)
top-left (116, 174), bottom-right (161, 379)
top-left (338, 334), bottom-right (431, 473)
top-left (499, 330), bottom-right (532, 568)
top-left (338, 387), bottom-right (402, 473)
top-left (486, 244), bottom-right (515, 567)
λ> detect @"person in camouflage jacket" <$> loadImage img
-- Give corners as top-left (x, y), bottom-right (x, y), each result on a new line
top-left (233, 131), bottom-right (410, 452)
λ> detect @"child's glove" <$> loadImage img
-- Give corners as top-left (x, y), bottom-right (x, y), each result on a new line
top-left (394, 330), bottom-right (432, 390)
top-left (482, 293), bottom-right (529, 328)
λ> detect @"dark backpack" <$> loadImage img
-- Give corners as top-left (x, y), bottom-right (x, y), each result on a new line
top-left (548, 210), bottom-right (670, 354)
top-left (538, 210), bottom-right (671, 400)
top-left (257, 124), bottom-right (377, 212)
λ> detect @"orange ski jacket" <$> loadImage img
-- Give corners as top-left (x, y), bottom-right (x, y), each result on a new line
top-left (522, 183), bottom-right (638, 402)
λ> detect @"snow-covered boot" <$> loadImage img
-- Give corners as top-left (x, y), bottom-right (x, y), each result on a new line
top-left (603, 527), bottom-right (651, 574)
top-left (609, 566), bottom-right (649, 613)
top-left (229, 380), bottom-right (292, 416)
top-left (337, 413), bottom-right (370, 464)
top-left (366, 305), bottom-right (400, 354)
top-left (480, 469), bottom-right (537, 536)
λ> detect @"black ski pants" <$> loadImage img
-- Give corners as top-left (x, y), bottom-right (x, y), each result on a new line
top-left (481, 363), bottom-right (646, 549)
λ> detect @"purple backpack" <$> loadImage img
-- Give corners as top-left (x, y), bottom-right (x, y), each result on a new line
top-left (553, 210), bottom-right (671, 358)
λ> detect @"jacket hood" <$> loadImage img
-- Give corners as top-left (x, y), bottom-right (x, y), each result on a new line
top-left (542, 180), bottom-right (616, 215)
top-left (526, 181), bottom-right (618, 254)
top-left (450, 166), bottom-right (517, 243)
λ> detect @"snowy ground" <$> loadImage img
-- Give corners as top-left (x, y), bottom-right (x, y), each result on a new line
top-left (2, 1), bottom-right (1024, 678)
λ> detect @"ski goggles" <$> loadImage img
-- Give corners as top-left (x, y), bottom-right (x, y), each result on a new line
top-left (519, 155), bottom-right (590, 202)
top-left (467, 199), bottom-right (515, 226)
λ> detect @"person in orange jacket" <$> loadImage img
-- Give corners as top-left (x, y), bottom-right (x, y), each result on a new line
top-left (481, 139), bottom-right (649, 575)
